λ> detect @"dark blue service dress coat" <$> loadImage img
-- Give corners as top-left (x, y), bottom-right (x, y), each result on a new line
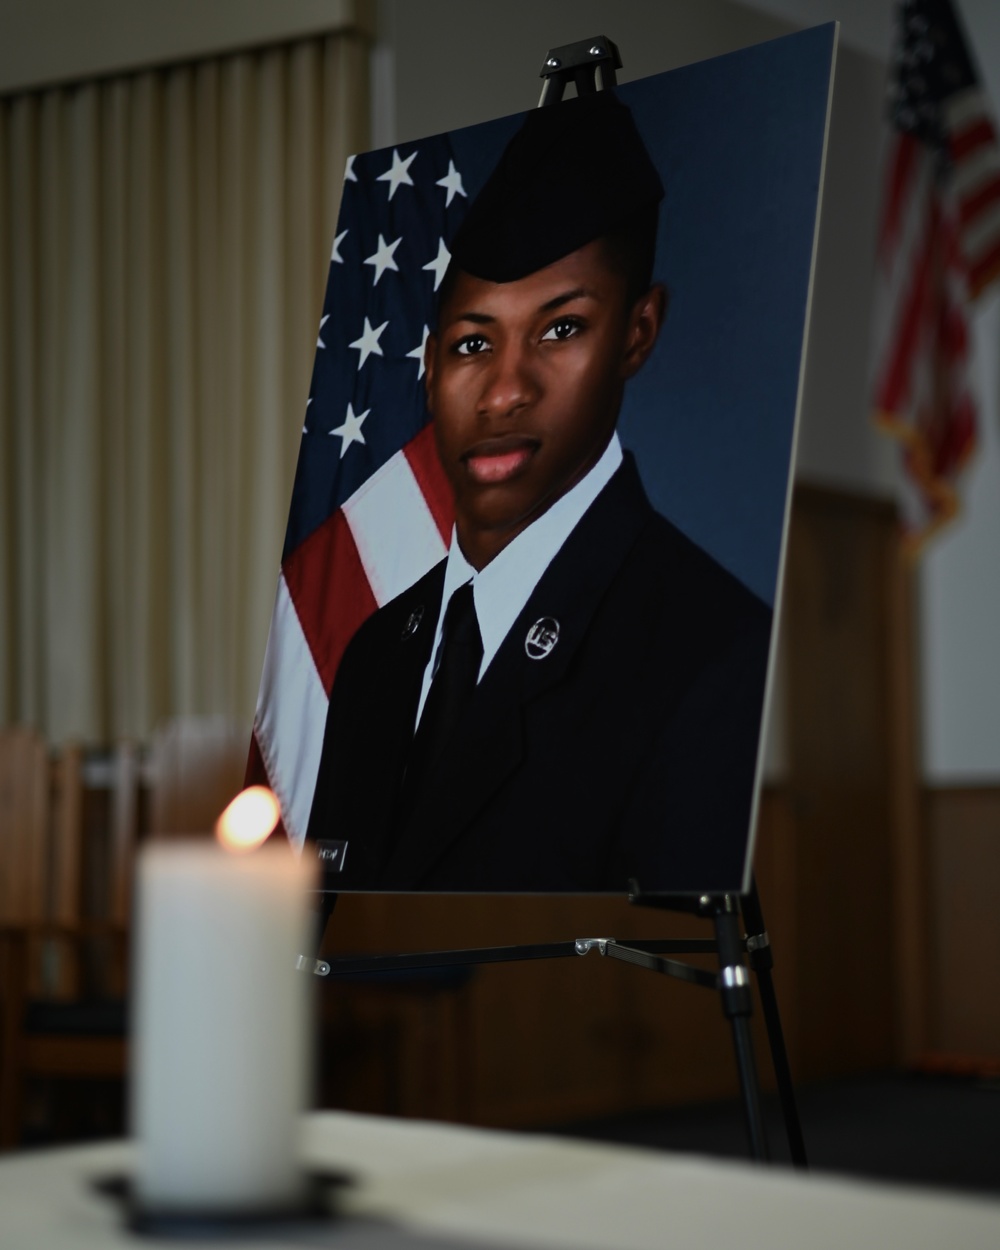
top-left (305, 453), bottom-right (772, 894)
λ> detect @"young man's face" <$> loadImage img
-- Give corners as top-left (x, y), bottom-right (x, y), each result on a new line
top-left (425, 239), bottom-right (665, 570)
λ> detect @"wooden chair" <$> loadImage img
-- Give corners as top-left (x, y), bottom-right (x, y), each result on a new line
top-left (1, 716), bottom-right (265, 1149)
top-left (1, 727), bottom-right (49, 1145)
top-left (0, 730), bottom-right (136, 1149)
top-left (2, 719), bottom-right (472, 1140)
top-left (147, 715), bottom-right (249, 837)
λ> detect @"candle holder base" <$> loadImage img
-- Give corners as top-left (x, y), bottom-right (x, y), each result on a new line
top-left (92, 1169), bottom-right (352, 1236)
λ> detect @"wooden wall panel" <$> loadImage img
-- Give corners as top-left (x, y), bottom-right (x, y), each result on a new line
top-left (781, 485), bottom-right (916, 1080)
top-left (925, 786), bottom-right (1000, 1058)
top-left (324, 892), bottom-right (731, 1126)
top-left (319, 786), bottom-right (800, 1127)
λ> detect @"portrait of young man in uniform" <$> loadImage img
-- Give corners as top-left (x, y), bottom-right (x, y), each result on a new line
top-left (305, 90), bottom-right (772, 894)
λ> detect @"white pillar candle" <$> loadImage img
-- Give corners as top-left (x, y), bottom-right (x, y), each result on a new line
top-left (131, 840), bottom-right (314, 1213)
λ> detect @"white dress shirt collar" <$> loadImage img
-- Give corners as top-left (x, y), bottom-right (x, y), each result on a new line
top-left (416, 433), bottom-right (624, 727)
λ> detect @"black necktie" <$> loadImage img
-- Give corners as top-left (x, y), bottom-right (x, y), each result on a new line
top-left (401, 581), bottom-right (483, 810)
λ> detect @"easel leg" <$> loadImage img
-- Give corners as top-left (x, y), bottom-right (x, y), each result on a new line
top-left (713, 897), bottom-right (769, 1161)
top-left (742, 881), bottom-right (807, 1168)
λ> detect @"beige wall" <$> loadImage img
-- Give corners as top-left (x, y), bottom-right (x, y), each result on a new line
top-left (0, 0), bottom-right (373, 94)
top-left (380, 0), bottom-right (789, 138)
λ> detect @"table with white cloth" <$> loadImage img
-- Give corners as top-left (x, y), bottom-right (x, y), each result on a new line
top-left (2, 1111), bottom-right (999, 1250)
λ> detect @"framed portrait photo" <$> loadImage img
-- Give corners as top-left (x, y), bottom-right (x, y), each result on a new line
top-left (253, 24), bottom-right (837, 895)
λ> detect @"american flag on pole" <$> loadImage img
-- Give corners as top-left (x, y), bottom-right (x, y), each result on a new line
top-left (248, 134), bottom-right (482, 847)
top-left (873, 0), bottom-right (1000, 547)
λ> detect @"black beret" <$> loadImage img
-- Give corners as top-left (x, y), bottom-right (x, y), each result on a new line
top-left (450, 91), bottom-right (664, 284)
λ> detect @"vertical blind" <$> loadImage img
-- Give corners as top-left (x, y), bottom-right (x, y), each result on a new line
top-left (0, 31), bottom-right (370, 742)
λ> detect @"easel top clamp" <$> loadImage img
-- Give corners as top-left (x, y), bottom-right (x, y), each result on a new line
top-left (308, 34), bottom-right (805, 1169)
top-left (537, 36), bottom-right (622, 104)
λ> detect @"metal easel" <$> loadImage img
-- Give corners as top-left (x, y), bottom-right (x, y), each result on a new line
top-left (301, 36), bottom-right (807, 1169)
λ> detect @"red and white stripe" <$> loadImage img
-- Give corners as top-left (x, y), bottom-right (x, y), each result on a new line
top-left (252, 423), bottom-right (453, 849)
top-left (871, 82), bottom-right (1000, 544)
top-left (946, 86), bottom-right (1000, 296)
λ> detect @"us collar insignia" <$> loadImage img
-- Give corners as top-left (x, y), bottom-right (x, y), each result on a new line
top-left (525, 617), bottom-right (560, 660)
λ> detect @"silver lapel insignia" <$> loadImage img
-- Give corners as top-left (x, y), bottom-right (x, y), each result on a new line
top-left (525, 617), bottom-right (560, 660)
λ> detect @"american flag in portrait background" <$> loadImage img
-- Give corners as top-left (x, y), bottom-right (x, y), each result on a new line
top-left (247, 135), bottom-right (477, 847)
top-left (872, 0), bottom-right (1000, 547)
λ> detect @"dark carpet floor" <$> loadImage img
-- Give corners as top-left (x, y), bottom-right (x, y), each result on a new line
top-left (548, 1072), bottom-right (1000, 1197)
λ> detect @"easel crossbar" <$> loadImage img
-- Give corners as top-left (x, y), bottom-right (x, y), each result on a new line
top-left (306, 940), bottom-right (581, 978)
top-left (602, 941), bottom-right (717, 989)
top-left (304, 936), bottom-right (723, 980)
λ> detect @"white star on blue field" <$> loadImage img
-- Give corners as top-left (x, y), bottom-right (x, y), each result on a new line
top-left (286, 111), bottom-right (526, 559)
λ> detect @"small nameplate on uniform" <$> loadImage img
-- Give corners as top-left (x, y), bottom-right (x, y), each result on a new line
top-left (525, 617), bottom-right (560, 660)
top-left (316, 840), bottom-right (349, 872)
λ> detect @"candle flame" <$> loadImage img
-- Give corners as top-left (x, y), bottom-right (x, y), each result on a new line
top-left (215, 786), bottom-right (280, 852)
